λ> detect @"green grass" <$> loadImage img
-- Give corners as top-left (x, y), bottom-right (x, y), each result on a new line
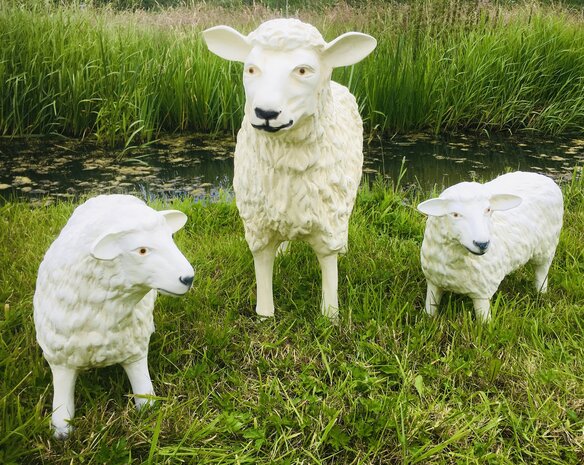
top-left (1, 175), bottom-right (583, 464)
top-left (1, 1), bottom-right (584, 145)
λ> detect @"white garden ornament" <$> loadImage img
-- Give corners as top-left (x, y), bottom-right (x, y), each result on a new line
top-left (203, 18), bottom-right (376, 321)
top-left (33, 194), bottom-right (194, 438)
top-left (417, 171), bottom-right (563, 322)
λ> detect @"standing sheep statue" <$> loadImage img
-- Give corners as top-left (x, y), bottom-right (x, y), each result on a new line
top-left (417, 171), bottom-right (563, 322)
top-left (34, 194), bottom-right (195, 438)
top-left (203, 19), bottom-right (376, 321)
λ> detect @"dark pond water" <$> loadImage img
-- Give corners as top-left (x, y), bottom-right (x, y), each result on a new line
top-left (0, 133), bottom-right (582, 205)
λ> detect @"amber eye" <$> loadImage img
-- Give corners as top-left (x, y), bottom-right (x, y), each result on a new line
top-left (298, 67), bottom-right (306, 75)
top-left (452, 212), bottom-right (460, 218)
top-left (138, 248), bottom-right (148, 256)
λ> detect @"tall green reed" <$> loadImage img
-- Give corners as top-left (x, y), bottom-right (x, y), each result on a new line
top-left (1, 1), bottom-right (583, 145)
top-left (344, 0), bottom-right (584, 136)
top-left (0, 6), bottom-right (244, 145)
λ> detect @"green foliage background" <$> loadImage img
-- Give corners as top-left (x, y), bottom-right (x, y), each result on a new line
top-left (1, 0), bottom-right (583, 145)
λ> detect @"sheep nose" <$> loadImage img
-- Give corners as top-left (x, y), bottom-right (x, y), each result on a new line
top-left (179, 275), bottom-right (194, 288)
top-left (473, 240), bottom-right (490, 252)
top-left (255, 107), bottom-right (280, 121)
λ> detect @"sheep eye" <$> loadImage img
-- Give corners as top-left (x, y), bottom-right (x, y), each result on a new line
top-left (485, 207), bottom-right (492, 214)
top-left (137, 247), bottom-right (149, 256)
top-left (452, 212), bottom-right (461, 218)
top-left (295, 66), bottom-right (312, 77)
top-left (246, 66), bottom-right (257, 75)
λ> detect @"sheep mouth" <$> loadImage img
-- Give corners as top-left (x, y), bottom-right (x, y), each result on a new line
top-left (157, 288), bottom-right (188, 297)
top-left (252, 120), bottom-right (293, 132)
top-left (465, 247), bottom-right (487, 256)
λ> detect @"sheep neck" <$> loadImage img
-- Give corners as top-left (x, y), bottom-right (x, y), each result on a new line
top-left (423, 218), bottom-right (467, 265)
top-left (81, 257), bottom-right (152, 309)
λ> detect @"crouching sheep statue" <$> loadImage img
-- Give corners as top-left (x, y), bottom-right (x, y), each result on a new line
top-left (417, 171), bottom-right (563, 322)
top-left (203, 18), bottom-right (376, 321)
top-left (33, 194), bottom-right (195, 438)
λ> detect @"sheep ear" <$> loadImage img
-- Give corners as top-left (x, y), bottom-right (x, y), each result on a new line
top-left (203, 25), bottom-right (251, 62)
top-left (490, 194), bottom-right (522, 211)
top-left (323, 32), bottom-right (377, 68)
top-left (90, 231), bottom-right (124, 261)
top-left (160, 210), bottom-right (188, 233)
top-left (417, 198), bottom-right (451, 217)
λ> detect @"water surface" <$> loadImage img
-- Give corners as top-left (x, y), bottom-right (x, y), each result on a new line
top-left (0, 133), bottom-right (582, 204)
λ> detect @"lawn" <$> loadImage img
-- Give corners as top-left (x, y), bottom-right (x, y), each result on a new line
top-left (1, 175), bottom-right (582, 464)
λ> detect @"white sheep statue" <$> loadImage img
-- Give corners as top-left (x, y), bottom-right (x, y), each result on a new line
top-left (417, 171), bottom-right (563, 322)
top-left (203, 18), bottom-right (376, 321)
top-left (33, 194), bottom-right (195, 438)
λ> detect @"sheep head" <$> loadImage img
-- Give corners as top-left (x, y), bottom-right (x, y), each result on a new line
top-left (203, 18), bottom-right (376, 134)
top-left (417, 182), bottom-right (522, 255)
top-left (90, 209), bottom-right (194, 296)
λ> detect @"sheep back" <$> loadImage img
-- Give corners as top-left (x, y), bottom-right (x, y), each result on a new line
top-left (421, 172), bottom-right (563, 299)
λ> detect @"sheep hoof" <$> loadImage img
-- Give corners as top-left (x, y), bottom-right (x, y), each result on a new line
top-left (327, 314), bottom-right (340, 326)
top-left (475, 311), bottom-right (492, 323)
top-left (255, 304), bottom-right (275, 320)
top-left (321, 306), bottom-right (339, 324)
top-left (536, 279), bottom-right (549, 294)
top-left (134, 395), bottom-right (156, 410)
top-left (256, 312), bottom-right (275, 322)
top-left (321, 306), bottom-right (340, 325)
top-left (52, 423), bottom-right (72, 440)
top-left (477, 314), bottom-right (492, 323)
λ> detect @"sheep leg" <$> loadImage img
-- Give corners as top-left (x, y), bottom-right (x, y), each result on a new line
top-left (50, 365), bottom-right (78, 439)
top-left (253, 242), bottom-right (279, 318)
top-left (472, 298), bottom-right (491, 322)
top-left (317, 253), bottom-right (339, 321)
top-left (534, 257), bottom-right (553, 293)
top-left (122, 357), bottom-right (155, 409)
top-left (425, 282), bottom-right (443, 317)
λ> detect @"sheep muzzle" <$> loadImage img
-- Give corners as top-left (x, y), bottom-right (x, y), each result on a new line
top-left (251, 120), bottom-right (294, 133)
